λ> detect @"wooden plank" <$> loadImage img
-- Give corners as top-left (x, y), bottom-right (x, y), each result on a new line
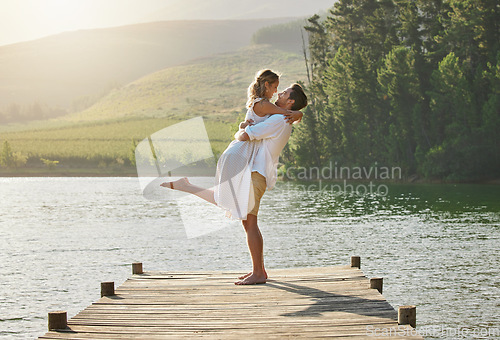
top-left (44, 322), bottom-right (418, 334)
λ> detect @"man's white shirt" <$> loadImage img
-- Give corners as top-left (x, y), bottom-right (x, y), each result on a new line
top-left (244, 114), bottom-right (292, 189)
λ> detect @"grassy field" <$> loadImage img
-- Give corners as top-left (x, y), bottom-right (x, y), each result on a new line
top-left (0, 45), bottom-right (307, 175)
top-left (1, 116), bottom-right (234, 168)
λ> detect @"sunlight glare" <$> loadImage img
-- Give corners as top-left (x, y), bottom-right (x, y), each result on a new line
top-left (40, 0), bottom-right (89, 31)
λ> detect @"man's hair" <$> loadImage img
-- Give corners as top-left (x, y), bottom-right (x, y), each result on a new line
top-left (288, 83), bottom-right (308, 110)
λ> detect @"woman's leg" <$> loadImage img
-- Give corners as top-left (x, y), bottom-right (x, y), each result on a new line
top-left (160, 178), bottom-right (216, 205)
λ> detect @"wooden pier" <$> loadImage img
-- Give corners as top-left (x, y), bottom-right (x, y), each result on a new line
top-left (39, 259), bottom-right (423, 339)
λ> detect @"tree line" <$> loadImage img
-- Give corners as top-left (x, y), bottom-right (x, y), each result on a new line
top-left (0, 102), bottom-right (67, 124)
top-left (291, 0), bottom-right (499, 181)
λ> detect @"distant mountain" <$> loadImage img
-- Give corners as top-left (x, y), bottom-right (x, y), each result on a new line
top-left (144, 0), bottom-right (334, 21)
top-left (0, 18), bottom-right (296, 110)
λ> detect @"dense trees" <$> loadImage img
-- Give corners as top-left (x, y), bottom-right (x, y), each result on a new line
top-left (293, 0), bottom-right (499, 181)
top-left (0, 102), bottom-right (67, 124)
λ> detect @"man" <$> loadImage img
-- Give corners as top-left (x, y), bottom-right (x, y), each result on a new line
top-left (234, 83), bottom-right (308, 285)
top-left (160, 83), bottom-right (307, 284)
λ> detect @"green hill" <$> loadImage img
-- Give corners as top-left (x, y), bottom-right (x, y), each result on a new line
top-left (0, 45), bottom-right (307, 175)
top-left (66, 45), bottom-right (306, 122)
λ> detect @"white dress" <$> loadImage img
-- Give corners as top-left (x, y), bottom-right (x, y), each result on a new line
top-left (214, 98), bottom-right (269, 219)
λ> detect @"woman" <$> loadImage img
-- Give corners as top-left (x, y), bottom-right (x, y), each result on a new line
top-left (160, 69), bottom-right (302, 219)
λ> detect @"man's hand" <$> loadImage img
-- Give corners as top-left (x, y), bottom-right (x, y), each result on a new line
top-left (283, 110), bottom-right (303, 124)
top-left (234, 129), bottom-right (250, 141)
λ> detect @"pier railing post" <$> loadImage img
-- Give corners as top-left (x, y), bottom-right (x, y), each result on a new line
top-left (132, 262), bottom-right (143, 274)
top-left (48, 311), bottom-right (67, 330)
top-left (398, 305), bottom-right (416, 328)
top-left (370, 277), bottom-right (383, 294)
top-left (351, 256), bottom-right (361, 269)
top-left (101, 281), bottom-right (115, 297)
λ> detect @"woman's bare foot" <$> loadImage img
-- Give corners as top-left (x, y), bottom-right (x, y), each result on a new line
top-left (238, 270), bottom-right (267, 280)
top-left (235, 272), bottom-right (267, 285)
top-left (160, 177), bottom-right (190, 190)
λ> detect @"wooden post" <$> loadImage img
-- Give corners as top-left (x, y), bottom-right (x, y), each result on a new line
top-left (48, 311), bottom-right (67, 330)
top-left (132, 262), bottom-right (143, 274)
top-left (370, 277), bottom-right (383, 294)
top-left (398, 305), bottom-right (416, 328)
top-left (100, 281), bottom-right (115, 297)
top-left (351, 256), bottom-right (361, 269)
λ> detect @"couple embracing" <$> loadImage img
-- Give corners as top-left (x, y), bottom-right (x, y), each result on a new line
top-left (161, 69), bottom-right (308, 285)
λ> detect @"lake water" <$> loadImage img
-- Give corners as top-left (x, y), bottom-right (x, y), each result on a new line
top-left (0, 177), bottom-right (499, 339)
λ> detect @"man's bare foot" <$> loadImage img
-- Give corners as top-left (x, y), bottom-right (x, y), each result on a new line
top-left (238, 270), bottom-right (267, 280)
top-left (238, 272), bottom-right (251, 280)
top-left (235, 272), bottom-right (267, 285)
top-left (160, 177), bottom-right (189, 190)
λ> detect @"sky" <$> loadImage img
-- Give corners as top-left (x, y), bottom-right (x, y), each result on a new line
top-left (0, 0), bottom-right (174, 46)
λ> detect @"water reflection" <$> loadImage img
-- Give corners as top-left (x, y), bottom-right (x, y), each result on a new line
top-left (270, 181), bottom-right (499, 218)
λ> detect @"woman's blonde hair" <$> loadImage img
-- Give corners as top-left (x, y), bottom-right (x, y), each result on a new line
top-left (246, 69), bottom-right (280, 108)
